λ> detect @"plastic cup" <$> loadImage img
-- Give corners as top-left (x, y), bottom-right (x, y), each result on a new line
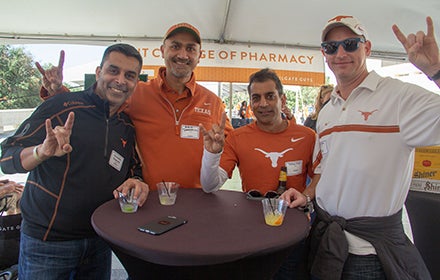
top-left (156, 182), bottom-right (179, 205)
top-left (118, 189), bottom-right (138, 213)
top-left (261, 198), bottom-right (287, 226)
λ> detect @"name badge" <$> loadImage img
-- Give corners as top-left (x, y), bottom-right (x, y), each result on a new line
top-left (286, 160), bottom-right (303, 176)
top-left (320, 140), bottom-right (328, 155)
top-left (180, 125), bottom-right (200, 139)
top-left (109, 150), bottom-right (124, 171)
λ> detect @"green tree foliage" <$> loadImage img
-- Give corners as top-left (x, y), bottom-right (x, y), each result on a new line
top-left (0, 45), bottom-right (42, 109)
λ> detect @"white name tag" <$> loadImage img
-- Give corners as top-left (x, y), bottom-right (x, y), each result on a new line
top-left (180, 125), bottom-right (200, 139)
top-left (286, 160), bottom-right (303, 176)
top-left (109, 150), bottom-right (124, 171)
top-left (320, 140), bottom-right (328, 155)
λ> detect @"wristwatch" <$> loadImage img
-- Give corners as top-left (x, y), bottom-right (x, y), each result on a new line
top-left (131, 176), bottom-right (144, 182)
top-left (429, 69), bottom-right (440, 81)
top-left (303, 194), bottom-right (314, 214)
top-left (298, 194), bottom-right (314, 214)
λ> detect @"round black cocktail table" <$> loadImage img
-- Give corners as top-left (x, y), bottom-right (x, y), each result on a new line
top-left (92, 189), bottom-right (309, 280)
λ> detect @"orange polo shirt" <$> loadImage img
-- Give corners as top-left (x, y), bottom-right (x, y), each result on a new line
top-left (126, 67), bottom-right (232, 189)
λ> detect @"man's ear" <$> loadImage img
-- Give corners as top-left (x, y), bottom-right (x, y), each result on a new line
top-left (281, 94), bottom-right (287, 105)
top-left (95, 66), bottom-right (101, 81)
top-left (160, 45), bottom-right (165, 58)
top-left (364, 40), bottom-right (372, 57)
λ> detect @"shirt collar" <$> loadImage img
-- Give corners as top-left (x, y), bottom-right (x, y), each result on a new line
top-left (330, 71), bottom-right (381, 104)
top-left (157, 67), bottom-right (197, 97)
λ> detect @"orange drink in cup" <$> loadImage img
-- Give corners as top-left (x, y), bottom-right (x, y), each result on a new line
top-left (261, 198), bottom-right (287, 226)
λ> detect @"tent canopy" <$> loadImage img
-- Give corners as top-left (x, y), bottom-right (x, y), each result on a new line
top-left (1, 0), bottom-right (439, 61)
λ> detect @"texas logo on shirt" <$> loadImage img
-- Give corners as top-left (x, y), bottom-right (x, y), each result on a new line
top-left (254, 148), bottom-right (293, 168)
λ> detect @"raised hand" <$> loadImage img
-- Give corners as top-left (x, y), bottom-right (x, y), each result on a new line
top-left (39, 111), bottom-right (75, 160)
top-left (199, 112), bottom-right (226, 154)
top-left (35, 50), bottom-right (65, 96)
top-left (392, 16), bottom-right (440, 75)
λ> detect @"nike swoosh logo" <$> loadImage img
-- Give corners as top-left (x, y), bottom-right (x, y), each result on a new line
top-left (204, 102), bottom-right (211, 106)
top-left (291, 137), bottom-right (304, 143)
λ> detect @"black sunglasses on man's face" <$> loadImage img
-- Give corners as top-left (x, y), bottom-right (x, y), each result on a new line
top-left (321, 37), bottom-right (366, 55)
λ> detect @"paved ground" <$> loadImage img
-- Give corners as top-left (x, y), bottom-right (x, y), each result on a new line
top-left (111, 253), bottom-right (128, 280)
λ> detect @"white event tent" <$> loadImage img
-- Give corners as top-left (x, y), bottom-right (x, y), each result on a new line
top-left (1, 0), bottom-right (439, 88)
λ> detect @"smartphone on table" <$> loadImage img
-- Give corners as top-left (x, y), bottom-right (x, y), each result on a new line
top-left (138, 216), bottom-right (187, 235)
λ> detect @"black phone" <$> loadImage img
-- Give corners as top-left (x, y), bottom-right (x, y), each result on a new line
top-left (138, 216), bottom-right (187, 235)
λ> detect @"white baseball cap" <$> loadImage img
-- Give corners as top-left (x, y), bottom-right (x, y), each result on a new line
top-left (322, 15), bottom-right (368, 41)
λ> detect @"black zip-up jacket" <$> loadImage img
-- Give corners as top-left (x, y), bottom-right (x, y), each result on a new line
top-left (309, 205), bottom-right (431, 280)
top-left (0, 86), bottom-right (142, 241)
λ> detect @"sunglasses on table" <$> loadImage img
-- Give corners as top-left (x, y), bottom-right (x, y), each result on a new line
top-left (246, 189), bottom-right (279, 201)
top-left (321, 37), bottom-right (366, 55)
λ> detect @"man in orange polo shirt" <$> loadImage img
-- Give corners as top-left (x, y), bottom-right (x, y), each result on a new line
top-left (38, 23), bottom-right (232, 190)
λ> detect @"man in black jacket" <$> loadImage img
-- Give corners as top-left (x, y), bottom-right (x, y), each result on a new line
top-left (0, 43), bottom-right (149, 280)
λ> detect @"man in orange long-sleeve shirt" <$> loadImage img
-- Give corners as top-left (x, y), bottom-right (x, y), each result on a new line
top-left (38, 23), bottom-right (232, 189)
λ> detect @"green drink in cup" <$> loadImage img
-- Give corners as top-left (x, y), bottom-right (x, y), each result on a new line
top-left (157, 182), bottom-right (179, 205)
top-left (118, 189), bottom-right (138, 213)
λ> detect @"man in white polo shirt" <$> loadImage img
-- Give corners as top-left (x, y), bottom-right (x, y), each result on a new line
top-left (282, 15), bottom-right (440, 279)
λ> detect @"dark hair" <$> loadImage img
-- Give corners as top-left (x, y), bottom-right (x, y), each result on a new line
top-left (100, 43), bottom-right (143, 73)
top-left (247, 68), bottom-right (283, 96)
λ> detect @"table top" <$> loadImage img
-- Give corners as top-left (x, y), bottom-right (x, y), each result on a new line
top-left (91, 188), bottom-right (309, 266)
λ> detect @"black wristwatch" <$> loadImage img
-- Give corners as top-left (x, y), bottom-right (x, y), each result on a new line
top-left (131, 176), bottom-right (143, 182)
top-left (429, 70), bottom-right (440, 81)
top-left (299, 194), bottom-right (314, 214)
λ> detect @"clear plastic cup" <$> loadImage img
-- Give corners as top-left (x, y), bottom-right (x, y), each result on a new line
top-left (261, 198), bottom-right (287, 226)
top-left (156, 182), bottom-right (179, 205)
top-left (118, 189), bottom-right (138, 213)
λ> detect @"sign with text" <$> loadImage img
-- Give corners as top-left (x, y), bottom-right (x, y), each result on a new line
top-left (411, 146), bottom-right (440, 194)
top-left (127, 41), bottom-right (325, 86)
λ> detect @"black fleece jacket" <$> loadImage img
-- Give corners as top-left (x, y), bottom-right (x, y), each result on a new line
top-left (0, 86), bottom-right (142, 241)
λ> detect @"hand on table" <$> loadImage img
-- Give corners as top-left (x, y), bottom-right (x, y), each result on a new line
top-left (280, 188), bottom-right (307, 209)
top-left (113, 178), bottom-right (149, 207)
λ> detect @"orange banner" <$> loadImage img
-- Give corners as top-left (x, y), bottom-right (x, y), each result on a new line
top-left (142, 66), bottom-right (324, 86)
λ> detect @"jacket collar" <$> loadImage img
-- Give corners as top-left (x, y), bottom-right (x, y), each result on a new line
top-left (88, 83), bottom-right (111, 116)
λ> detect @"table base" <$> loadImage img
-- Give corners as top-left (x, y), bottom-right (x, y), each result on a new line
top-left (112, 245), bottom-right (295, 280)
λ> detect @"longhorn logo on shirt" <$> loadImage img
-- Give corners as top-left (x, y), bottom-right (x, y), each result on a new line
top-left (358, 109), bottom-right (378, 121)
top-left (121, 138), bottom-right (127, 148)
top-left (254, 148), bottom-right (293, 168)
